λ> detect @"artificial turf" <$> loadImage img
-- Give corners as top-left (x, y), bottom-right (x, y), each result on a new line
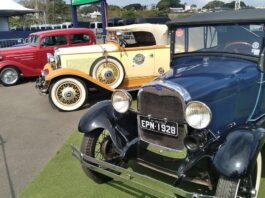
top-left (20, 130), bottom-right (265, 198)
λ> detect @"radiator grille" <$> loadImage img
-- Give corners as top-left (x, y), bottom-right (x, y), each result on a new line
top-left (138, 85), bottom-right (187, 150)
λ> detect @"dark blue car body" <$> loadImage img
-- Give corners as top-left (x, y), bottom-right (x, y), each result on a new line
top-left (75, 9), bottom-right (265, 198)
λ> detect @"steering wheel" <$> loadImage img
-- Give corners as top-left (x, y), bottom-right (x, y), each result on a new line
top-left (224, 41), bottom-right (252, 54)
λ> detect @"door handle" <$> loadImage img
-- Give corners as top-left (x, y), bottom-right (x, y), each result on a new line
top-left (150, 54), bottom-right (154, 58)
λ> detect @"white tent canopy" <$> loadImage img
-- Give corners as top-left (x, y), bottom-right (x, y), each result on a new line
top-left (0, 0), bottom-right (36, 17)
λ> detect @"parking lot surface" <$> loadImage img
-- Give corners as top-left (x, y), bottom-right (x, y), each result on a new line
top-left (0, 80), bottom-right (89, 198)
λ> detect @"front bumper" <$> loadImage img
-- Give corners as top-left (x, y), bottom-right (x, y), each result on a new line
top-left (71, 145), bottom-right (215, 198)
top-left (35, 64), bottom-right (53, 94)
top-left (35, 75), bottom-right (49, 94)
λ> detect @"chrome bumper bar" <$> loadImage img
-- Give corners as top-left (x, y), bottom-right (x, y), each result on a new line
top-left (71, 145), bottom-right (215, 198)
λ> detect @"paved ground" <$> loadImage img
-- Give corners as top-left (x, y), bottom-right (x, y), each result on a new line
top-left (0, 79), bottom-right (96, 198)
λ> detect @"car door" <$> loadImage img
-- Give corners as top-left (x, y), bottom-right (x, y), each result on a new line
top-left (37, 35), bottom-right (68, 70)
top-left (120, 47), bottom-right (155, 78)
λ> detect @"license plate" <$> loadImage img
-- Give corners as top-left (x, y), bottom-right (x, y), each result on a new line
top-left (139, 115), bottom-right (178, 136)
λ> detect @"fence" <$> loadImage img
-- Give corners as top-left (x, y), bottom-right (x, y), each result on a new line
top-left (0, 38), bottom-right (27, 48)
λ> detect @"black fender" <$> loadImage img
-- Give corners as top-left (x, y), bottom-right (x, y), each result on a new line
top-left (78, 100), bottom-right (138, 154)
top-left (213, 127), bottom-right (265, 179)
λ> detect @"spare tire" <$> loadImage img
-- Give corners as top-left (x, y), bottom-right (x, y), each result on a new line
top-left (90, 57), bottom-right (125, 89)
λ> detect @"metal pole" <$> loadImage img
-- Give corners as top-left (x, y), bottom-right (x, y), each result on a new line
top-left (101, 0), bottom-right (107, 43)
top-left (71, 5), bottom-right (78, 27)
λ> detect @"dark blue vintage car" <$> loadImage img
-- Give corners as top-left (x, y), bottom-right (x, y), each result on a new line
top-left (72, 10), bottom-right (265, 197)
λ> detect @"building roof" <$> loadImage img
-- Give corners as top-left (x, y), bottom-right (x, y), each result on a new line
top-left (168, 9), bottom-right (265, 27)
top-left (0, 0), bottom-right (36, 17)
top-left (107, 23), bottom-right (168, 45)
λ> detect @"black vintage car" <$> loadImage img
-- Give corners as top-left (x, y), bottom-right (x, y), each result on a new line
top-left (72, 10), bottom-right (265, 197)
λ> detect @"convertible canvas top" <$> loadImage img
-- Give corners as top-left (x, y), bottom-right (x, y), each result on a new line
top-left (168, 9), bottom-right (265, 27)
top-left (107, 23), bottom-right (168, 45)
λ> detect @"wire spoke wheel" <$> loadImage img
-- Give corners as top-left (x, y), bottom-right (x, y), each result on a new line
top-left (91, 57), bottom-right (125, 89)
top-left (95, 62), bottom-right (120, 86)
top-left (49, 78), bottom-right (87, 111)
top-left (80, 129), bottom-right (125, 184)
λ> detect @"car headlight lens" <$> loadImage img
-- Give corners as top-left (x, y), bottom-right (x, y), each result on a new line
top-left (112, 90), bottom-right (132, 113)
top-left (185, 101), bottom-right (212, 129)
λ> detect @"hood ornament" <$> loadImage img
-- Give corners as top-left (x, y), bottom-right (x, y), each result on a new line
top-left (158, 67), bottom-right (166, 81)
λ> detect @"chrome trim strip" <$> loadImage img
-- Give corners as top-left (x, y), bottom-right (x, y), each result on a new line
top-left (139, 80), bottom-right (192, 103)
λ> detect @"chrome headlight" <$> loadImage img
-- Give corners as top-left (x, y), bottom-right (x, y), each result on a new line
top-left (112, 90), bottom-right (132, 113)
top-left (41, 70), bottom-right (48, 77)
top-left (54, 48), bottom-right (61, 68)
top-left (47, 53), bottom-right (55, 64)
top-left (185, 101), bottom-right (212, 129)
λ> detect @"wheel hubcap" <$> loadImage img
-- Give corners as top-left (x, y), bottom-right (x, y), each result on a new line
top-left (96, 63), bottom-right (120, 85)
top-left (56, 82), bottom-right (81, 105)
top-left (1, 69), bottom-right (18, 85)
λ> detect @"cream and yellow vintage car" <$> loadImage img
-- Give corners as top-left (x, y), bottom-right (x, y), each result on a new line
top-left (36, 23), bottom-right (170, 111)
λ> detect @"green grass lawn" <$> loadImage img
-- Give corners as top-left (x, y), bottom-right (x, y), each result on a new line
top-left (20, 129), bottom-right (265, 198)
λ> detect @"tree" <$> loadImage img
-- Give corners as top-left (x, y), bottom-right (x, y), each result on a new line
top-left (80, 5), bottom-right (98, 14)
top-left (157, 0), bottom-right (184, 11)
top-left (124, 4), bottom-right (144, 11)
top-left (203, 1), bottom-right (225, 10)
top-left (191, 4), bottom-right (197, 9)
top-left (223, 1), bottom-right (247, 9)
top-left (19, 0), bottom-right (70, 24)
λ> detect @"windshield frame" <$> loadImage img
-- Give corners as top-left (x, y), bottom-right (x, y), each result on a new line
top-left (28, 35), bottom-right (40, 46)
top-left (170, 22), bottom-right (265, 61)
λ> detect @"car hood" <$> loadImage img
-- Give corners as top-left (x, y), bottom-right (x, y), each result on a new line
top-left (57, 43), bottom-right (119, 55)
top-left (164, 55), bottom-right (259, 101)
top-left (0, 45), bottom-right (36, 55)
top-left (162, 55), bottom-right (260, 132)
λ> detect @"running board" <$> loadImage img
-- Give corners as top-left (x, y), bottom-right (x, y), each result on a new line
top-left (71, 145), bottom-right (215, 198)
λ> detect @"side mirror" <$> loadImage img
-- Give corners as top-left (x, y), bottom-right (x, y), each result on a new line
top-left (258, 48), bottom-right (265, 73)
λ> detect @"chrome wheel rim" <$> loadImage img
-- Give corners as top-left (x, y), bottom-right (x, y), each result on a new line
top-left (1, 69), bottom-right (18, 85)
top-left (96, 63), bottom-right (120, 86)
top-left (55, 81), bottom-right (81, 105)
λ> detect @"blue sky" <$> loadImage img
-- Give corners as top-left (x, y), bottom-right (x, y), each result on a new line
top-left (65, 0), bottom-right (265, 7)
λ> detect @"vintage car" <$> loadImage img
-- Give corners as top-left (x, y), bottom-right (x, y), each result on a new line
top-left (72, 9), bottom-right (265, 198)
top-left (36, 24), bottom-right (170, 111)
top-left (0, 28), bottom-right (95, 86)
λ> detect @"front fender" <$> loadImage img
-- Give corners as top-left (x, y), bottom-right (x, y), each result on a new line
top-left (45, 67), bottom-right (114, 92)
top-left (78, 100), bottom-right (138, 154)
top-left (213, 127), bottom-right (265, 179)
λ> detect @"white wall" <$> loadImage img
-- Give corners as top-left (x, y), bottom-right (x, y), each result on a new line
top-left (0, 17), bottom-right (9, 31)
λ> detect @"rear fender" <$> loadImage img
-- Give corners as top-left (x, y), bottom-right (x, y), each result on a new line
top-left (0, 60), bottom-right (34, 76)
top-left (78, 100), bottom-right (138, 155)
top-left (213, 127), bottom-right (265, 179)
top-left (45, 67), bottom-right (114, 92)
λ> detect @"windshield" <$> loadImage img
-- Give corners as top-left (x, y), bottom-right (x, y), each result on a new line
top-left (29, 35), bottom-right (39, 45)
top-left (174, 24), bottom-right (265, 57)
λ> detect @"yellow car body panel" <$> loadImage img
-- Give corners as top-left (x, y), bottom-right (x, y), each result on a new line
top-left (44, 24), bottom-right (170, 91)
top-left (44, 64), bottom-right (114, 92)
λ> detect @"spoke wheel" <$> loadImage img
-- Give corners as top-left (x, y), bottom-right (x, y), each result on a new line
top-left (80, 129), bottom-right (125, 184)
top-left (49, 78), bottom-right (87, 111)
top-left (91, 57), bottom-right (124, 89)
top-left (0, 67), bottom-right (20, 86)
top-left (215, 152), bottom-right (262, 198)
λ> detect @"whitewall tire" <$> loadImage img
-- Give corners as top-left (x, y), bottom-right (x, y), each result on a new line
top-left (49, 78), bottom-right (87, 111)
top-left (91, 57), bottom-right (125, 89)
